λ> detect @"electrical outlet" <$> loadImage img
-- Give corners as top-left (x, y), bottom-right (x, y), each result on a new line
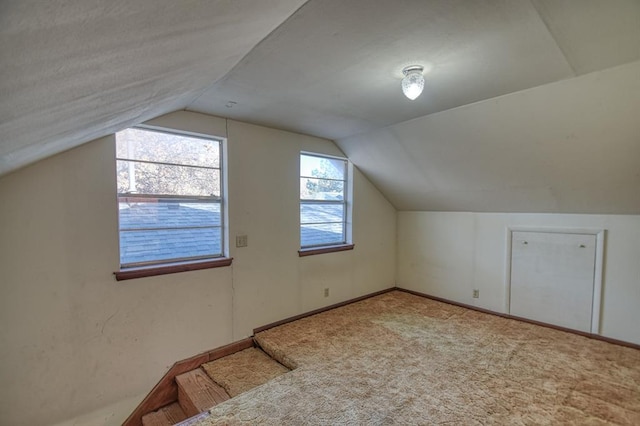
top-left (236, 235), bottom-right (248, 247)
top-left (324, 288), bottom-right (330, 297)
top-left (473, 289), bottom-right (479, 298)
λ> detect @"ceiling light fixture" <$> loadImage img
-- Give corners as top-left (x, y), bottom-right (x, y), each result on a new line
top-left (401, 65), bottom-right (425, 100)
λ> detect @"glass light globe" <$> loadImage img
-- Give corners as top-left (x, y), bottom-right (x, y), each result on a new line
top-left (401, 66), bottom-right (425, 100)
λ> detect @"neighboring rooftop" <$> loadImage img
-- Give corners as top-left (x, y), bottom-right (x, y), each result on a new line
top-left (119, 202), bottom-right (221, 265)
top-left (119, 201), bottom-right (343, 265)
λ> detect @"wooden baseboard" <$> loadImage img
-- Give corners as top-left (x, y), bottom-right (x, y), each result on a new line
top-left (396, 287), bottom-right (640, 351)
top-left (253, 287), bottom-right (396, 334)
top-left (123, 337), bottom-right (255, 426)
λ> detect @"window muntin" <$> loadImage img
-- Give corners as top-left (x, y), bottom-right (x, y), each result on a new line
top-left (116, 128), bottom-right (224, 268)
top-left (300, 153), bottom-right (349, 248)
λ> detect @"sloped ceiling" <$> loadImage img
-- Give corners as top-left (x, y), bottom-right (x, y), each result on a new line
top-left (188, 0), bottom-right (639, 214)
top-left (0, 0), bottom-right (307, 176)
top-left (338, 60), bottom-right (640, 213)
top-left (189, 0), bottom-right (640, 140)
top-left (1, 0), bottom-right (639, 213)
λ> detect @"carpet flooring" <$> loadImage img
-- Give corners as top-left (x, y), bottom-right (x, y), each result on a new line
top-left (202, 347), bottom-right (289, 398)
top-left (196, 291), bottom-right (640, 425)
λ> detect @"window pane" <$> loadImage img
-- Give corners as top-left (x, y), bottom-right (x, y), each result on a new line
top-left (299, 153), bottom-right (349, 250)
top-left (120, 227), bottom-right (222, 266)
top-left (301, 223), bottom-right (345, 247)
top-left (300, 155), bottom-right (345, 180)
top-left (117, 160), bottom-right (220, 197)
top-left (301, 203), bottom-right (344, 224)
top-left (119, 200), bottom-right (221, 230)
top-left (300, 177), bottom-right (344, 201)
top-left (116, 128), bottom-right (219, 168)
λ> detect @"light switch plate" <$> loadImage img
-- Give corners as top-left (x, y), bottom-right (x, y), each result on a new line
top-left (236, 235), bottom-right (248, 247)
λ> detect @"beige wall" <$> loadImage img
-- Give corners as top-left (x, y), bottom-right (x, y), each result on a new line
top-left (397, 212), bottom-right (640, 345)
top-left (226, 120), bottom-right (396, 338)
top-left (0, 111), bottom-right (397, 425)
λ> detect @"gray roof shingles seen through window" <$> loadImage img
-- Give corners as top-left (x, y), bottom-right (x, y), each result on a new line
top-left (119, 201), bottom-right (221, 265)
top-left (118, 201), bottom-right (345, 265)
top-left (300, 203), bottom-right (345, 247)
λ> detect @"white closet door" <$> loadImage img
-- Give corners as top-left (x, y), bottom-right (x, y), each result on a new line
top-left (510, 231), bottom-right (596, 333)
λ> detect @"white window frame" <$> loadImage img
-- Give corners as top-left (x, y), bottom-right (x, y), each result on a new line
top-left (299, 151), bottom-right (353, 250)
top-left (116, 126), bottom-right (227, 269)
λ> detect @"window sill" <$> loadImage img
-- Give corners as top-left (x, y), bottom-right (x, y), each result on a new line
top-left (114, 257), bottom-right (233, 281)
top-left (298, 244), bottom-right (354, 257)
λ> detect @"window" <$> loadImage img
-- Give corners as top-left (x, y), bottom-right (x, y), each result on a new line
top-left (116, 127), bottom-right (225, 269)
top-left (300, 153), bottom-right (352, 251)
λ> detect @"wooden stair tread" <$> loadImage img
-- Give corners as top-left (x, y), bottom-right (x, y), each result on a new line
top-left (141, 402), bottom-right (187, 426)
top-left (176, 368), bottom-right (230, 417)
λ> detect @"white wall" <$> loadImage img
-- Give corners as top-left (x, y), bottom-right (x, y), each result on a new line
top-left (0, 111), bottom-right (396, 426)
top-left (397, 212), bottom-right (640, 345)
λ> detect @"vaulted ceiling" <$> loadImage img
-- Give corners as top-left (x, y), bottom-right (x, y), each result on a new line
top-left (189, 0), bottom-right (639, 140)
top-left (1, 1), bottom-right (639, 212)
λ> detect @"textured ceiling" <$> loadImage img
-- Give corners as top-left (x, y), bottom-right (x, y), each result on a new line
top-left (0, 0), bottom-right (306, 176)
top-left (1, 0), bottom-right (639, 213)
top-left (189, 0), bottom-right (640, 140)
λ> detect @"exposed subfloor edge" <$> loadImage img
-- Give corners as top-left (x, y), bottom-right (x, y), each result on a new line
top-left (124, 337), bottom-right (255, 426)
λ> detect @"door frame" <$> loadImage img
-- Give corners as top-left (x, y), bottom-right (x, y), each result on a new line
top-left (504, 227), bottom-right (605, 334)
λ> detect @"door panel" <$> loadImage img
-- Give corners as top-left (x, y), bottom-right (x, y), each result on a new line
top-left (510, 231), bottom-right (596, 332)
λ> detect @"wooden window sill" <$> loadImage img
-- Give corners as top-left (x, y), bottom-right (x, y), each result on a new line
top-left (114, 258), bottom-right (233, 281)
top-left (298, 244), bottom-right (354, 257)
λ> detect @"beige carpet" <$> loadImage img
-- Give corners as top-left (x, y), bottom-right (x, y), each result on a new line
top-left (197, 291), bottom-right (640, 425)
top-left (202, 347), bottom-right (289, 397)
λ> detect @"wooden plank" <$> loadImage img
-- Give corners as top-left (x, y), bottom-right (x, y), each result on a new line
top-left (176, 368), bottom-right (230, 417)
top-left (141, 402), bottom-right (187, 426)
top-left (123, 353), bottom-right (210, 426)
top-left (115, 257), bottom-right (233, 281)
top-left (124, 337), bottom-right (255, 426)
top-left (208, 337), bottom-right (255, 362)
top-left (298, 243), bottom-right (354, 257)
top-left (142, 411), bottom-right (170, 426)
